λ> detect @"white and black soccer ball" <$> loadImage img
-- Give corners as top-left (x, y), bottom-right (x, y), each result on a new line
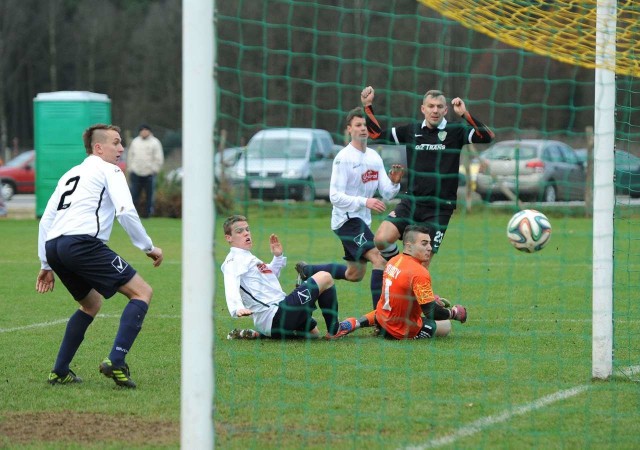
top-left (506, 209), bottom-right (552, 253)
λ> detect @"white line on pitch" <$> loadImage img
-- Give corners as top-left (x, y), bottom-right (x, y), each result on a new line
top-left (404, 385), bottom-right (590, 450)
top-left (0, 313), bottom-right (180, 333)
top-left (406, 366), bottom-right (640, 450)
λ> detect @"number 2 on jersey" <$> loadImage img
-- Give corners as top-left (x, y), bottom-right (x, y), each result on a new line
top-left (57, 176), bottom-right (80, 210)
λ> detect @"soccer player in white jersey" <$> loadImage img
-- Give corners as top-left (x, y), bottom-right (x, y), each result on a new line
top-left (36, 124), bottom-right (163, 388)
top-left (222, 214), bottom-right (352, 339)
top-left (295, 107), bottom-right (404, 309)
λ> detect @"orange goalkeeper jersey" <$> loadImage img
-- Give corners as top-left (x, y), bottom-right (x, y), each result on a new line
top-left (375, 253), bottom-right (435, 339)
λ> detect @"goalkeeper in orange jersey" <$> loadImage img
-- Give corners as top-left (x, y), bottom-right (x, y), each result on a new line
top-left (336, 225), bottom-right (467, 340)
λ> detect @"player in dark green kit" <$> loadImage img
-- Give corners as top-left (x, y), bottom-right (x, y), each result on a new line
top-left (361, 87), bottom-right (494, 266)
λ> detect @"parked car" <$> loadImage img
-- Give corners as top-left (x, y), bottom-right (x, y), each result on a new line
top-left (574, 148), bottom-right (588, 165)
top-left (614, 150), bottom-right (640, 198)
top-left (475, 139), bottom-right (586, 202)
top-left (165, 146), bottom-right (244, 184)
top-left (0, 149), bottom-right (127, 201)
top-left (228, 128), bottom-right (335, 201)
top-left (0, 150), bottom-right (35, 200)
top-left (563, 148), bottom-right (640, 198)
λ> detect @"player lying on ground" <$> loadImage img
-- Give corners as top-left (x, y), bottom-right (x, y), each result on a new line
top-left (221, 214), bottom-right (353, 340)
top-left (335, 225), bottom-right (467, 340)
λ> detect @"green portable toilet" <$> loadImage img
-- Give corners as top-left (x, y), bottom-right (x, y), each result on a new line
top-left (34, 91), bottom-right (111, 217)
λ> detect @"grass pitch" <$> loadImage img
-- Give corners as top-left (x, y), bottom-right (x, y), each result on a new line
top-left (1, 203), bottom-right (638, 449)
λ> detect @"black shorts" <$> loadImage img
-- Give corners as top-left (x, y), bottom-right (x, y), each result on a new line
top-left (333, 218), bottom-right (376, 262)
top-left (385, 200), bottom-right (454, 254)
top-left (45, 235), bottom-right (137, 301)
top-left (270, 278), bottom-right (319, 339)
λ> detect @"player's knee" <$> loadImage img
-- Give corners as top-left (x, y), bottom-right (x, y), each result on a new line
top-left (345, 265), bottom-right (366, 282)
top-left (138, 283), bottom-right (153, 304)
top-left (121, 275), bottom-right (153, 303)
top-left (435, 320), bottom-right (452, 337)
top-left (312, 271), bottom-right (334, 289)
top-left (379, 243), bottom-right (399, 261)
top-left (79, 292), bottom-right (103, 317)
top-left (368, 251), bottom-right (387, 270)
top-left (309, 326), bottom-right (321, 338)
top-left (345, 272), bottom-right (364, 282)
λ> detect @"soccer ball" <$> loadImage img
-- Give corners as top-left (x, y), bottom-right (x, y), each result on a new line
top-left (506, 209), bottom-right (552, 253)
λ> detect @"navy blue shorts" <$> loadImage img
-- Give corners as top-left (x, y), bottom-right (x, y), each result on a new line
top-left (386, 201), bottom-right (454, 254)
top-left (270, 278), bottom-right (319, 338)
top-left (333, 217), bottom-right (377, 262)
top-left (45, 235), bottom-right (137, 301)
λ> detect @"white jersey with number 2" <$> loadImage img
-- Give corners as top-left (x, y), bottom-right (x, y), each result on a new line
top-left (38, 155), bottom-right (153, 270)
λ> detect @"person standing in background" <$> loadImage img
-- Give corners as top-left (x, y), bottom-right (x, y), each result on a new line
top-left (127, 124), bottom-right (164, 218)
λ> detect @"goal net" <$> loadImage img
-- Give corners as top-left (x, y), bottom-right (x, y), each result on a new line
top-left (212, 1), bottom-right (640, 447)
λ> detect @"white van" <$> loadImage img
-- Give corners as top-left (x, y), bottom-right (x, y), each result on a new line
top-left (228, 128), bottom-right (335, 201)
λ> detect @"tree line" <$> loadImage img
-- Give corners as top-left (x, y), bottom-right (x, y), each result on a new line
top-left (0, 0), bottom-right (180, 162)
top-left (2, 0), bottom-right (610, 164)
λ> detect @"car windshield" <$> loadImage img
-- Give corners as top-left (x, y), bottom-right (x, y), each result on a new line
top-left (246, 137), bottom-right (309, 159)
top-left (6, 151), bottom-right (34, 167)
top-left (484, 144), bottom-right (537, 160)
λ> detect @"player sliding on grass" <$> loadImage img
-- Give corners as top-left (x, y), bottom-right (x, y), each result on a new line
top-left (361, 86), bottom-right (494, 268)
top-left (221, 214), bottom-right (352, 340)
top-left (36, 124), bottom-right (164, 388)
top-left (336, 225), bottom-right (467, 340)
top-left (295, 107), bottom-right (404, 310)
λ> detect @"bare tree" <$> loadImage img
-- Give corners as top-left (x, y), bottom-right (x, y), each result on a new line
top-left (0, 0), bottom-right (42, 161)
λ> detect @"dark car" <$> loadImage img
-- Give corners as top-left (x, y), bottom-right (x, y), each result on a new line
top-left (574, 148), bottom-right (640, 198)
top-left (0, 150), bottom-right (35, 200)
top-left (475, 140), bottom-right (586, 202)
top-left (614, 150), bottom-right (640, 198)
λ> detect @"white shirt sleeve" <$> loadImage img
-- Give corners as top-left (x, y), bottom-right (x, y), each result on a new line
top-left (268, 255), bottom-right (287, 277)
top-left (153, 138), bottom-right (165, 174)
top-left (37, 187), bottom-right (62, 270)
top-left (117, 211), bottom-right (154, 253)
top-left (108, 169), bottom-right (154, 252)
top-left (222, 258), bottom-right (248, 317)
top-left (329, 156), bottom-right (367, 209)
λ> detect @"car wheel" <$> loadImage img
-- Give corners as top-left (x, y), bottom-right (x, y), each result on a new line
top-left (481, 191), bottom-right (493, 203)
top-left (300, 180), bottom-right (315, 202)
top-left (543, 184), bottom-right (557, 203)
top-left (1, 181), bottom-right (15, 200)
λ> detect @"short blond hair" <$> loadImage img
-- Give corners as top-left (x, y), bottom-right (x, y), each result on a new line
top-left (82, 124), bottom-right (121, 155)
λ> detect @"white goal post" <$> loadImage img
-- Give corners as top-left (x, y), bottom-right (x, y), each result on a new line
top-left (181, 0), bottom-right (215, 447)
top-left (592, 0), bottom-right (616, 380)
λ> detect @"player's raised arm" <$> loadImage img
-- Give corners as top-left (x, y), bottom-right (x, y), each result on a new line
top-left (269, 233), bottom-right (283, 257)
top-left (452, 97), bottom-right (495, 142)
top-left (361, 86), bottom-right (375, 106)
top-left (361, 86), bottom-right (386, 140)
